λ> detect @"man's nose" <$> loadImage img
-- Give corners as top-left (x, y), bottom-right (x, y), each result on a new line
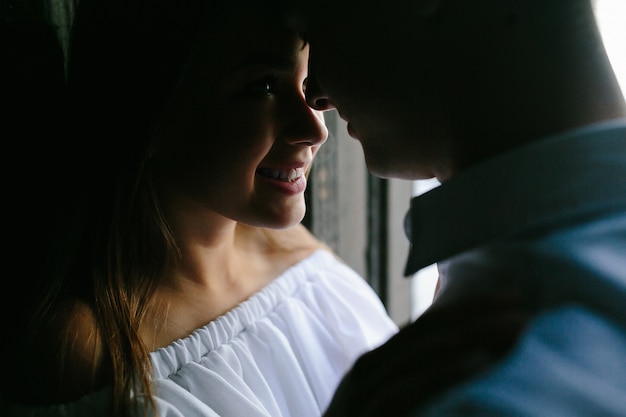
top-left (305, 76), bottom-right (335, 111)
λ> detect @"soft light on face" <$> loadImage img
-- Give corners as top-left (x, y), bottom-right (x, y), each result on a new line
top-left (152, 3), bottom-right (327, 230)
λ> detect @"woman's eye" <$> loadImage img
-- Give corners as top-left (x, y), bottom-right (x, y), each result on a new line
top-left (244, 76), bottom-right (277, 96)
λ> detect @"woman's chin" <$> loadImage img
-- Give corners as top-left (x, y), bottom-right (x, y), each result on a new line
top-left (275, 208), bottom-right (306, 230)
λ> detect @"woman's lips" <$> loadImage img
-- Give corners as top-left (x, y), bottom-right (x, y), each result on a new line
top-left (256, 166), bottom-right (307, 195)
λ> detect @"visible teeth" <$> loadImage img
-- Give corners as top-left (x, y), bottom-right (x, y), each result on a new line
top-left (258, 167), bottom-right (304, 182)
top-left (279, 167), bottom-right (302, 181)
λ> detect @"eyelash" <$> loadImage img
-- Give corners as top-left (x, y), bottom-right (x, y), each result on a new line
top-left (244, 75), bottom-right (278, 96)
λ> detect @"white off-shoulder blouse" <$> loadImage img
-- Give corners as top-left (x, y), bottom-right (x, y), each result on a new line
top-left (3, 250), bottom-right (398, 417)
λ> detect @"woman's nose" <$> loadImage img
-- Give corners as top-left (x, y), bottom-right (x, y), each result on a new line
top-left (282, 96), bottom-right (328, 147)
top-left (305, 75), bottom-right (335, 111)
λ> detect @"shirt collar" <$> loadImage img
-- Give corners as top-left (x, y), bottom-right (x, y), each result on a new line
top-left (404, 119), bottom-right (626, 276)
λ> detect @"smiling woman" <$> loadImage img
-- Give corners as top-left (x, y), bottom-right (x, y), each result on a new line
top-left (2, 1), bottom-right (398, 416)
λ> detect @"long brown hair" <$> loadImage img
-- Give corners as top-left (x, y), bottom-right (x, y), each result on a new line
top-left (10, 1), bottom-right (312, 416)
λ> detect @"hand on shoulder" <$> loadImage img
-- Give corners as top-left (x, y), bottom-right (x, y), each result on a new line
top-left (323, 292), bottom-right (531, 417)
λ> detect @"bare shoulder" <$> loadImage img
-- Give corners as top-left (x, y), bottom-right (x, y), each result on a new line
top-left (13, 299), bottom-right (110, 405)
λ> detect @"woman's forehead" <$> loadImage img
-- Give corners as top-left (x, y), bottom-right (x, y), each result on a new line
top-left (193, 5), bottom-right (305, 69)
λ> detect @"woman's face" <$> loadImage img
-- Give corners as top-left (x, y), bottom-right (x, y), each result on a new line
top-left (152, 4), bottom-right (327, 230)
